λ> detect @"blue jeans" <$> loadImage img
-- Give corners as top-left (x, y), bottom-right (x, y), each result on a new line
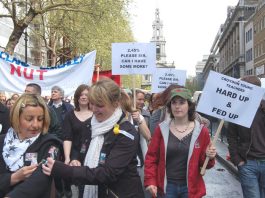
top-left (158, 182), bottom-right (188, 198)
top-left (238, 159), bottom-right (265, 198)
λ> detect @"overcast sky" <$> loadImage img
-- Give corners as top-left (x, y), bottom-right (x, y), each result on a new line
top-left (129, 0), bottom-right (239, 76)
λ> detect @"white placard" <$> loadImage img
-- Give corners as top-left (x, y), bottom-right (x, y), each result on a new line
top-left (196, 71), bottom-right (265, 128)
top-left (151, 68), bottom-right (186, 93)
top-left (111, 42), bottom-right (156, 75)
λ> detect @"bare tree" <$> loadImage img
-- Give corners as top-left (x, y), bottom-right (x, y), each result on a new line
top-left (0, 0), bottom-right (134, 68)
top-left (0, 0), bottom-right (94, 54)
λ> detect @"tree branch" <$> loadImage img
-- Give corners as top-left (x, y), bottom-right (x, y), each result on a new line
top-left (36, 3), bottom-right (73, 14)
top-left (44, 7), bottom-right (96, 15)
top-left (0, 14), bottom-right (12, 18)
top-left (11, 1), bottom-right (17, 20)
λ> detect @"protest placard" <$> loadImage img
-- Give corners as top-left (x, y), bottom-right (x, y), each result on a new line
top-left (111, 42), bottom-right (156, 75)
top-left (199, 71), bottom-right (265, 175)
top-left (196, 71), bottom-right (265, 128)
top-left (151, 68), bottom-right (186, 93)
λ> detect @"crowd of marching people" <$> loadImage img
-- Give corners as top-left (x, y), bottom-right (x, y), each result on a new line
top-left (0, 75), bottom-right (264, 198)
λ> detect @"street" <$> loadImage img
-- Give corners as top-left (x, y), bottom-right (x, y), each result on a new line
top-left (204, 160), bottom-right (243, 198)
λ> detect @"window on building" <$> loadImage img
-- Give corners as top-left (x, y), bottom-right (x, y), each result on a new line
top-left (246, 29), bottom-right (253, 43)
top-left (245, 32), bottom-right (247, 43)
top-left (156, 45), bottom-right (160, 55)
top-left (246, 48), bottom-right (253, 63)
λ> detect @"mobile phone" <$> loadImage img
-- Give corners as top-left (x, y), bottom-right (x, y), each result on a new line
top-left (38, 159), bottom-right (47, 166)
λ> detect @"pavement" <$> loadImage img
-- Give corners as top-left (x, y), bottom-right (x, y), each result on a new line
top-left (204, 160), bottom-right (243, 198)
top-left (214, 138), bottom-right (239, 179)
top-left (208, 119), bottom-right (239, 179)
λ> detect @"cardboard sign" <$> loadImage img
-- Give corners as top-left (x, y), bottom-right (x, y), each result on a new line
top-left (151, 68), bottom-right (186, 93)
top-left (196, 71), bottom-right (265, 128)
top-left (111, 42), bottom-right (156, 75)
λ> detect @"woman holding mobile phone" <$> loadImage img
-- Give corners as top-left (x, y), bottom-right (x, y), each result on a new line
top-left (0, 93), bottom-right (63, 198)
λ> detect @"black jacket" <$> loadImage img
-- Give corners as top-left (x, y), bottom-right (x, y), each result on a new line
top-left (0, 103), bottom-right (10, 134)
top-left (48, 100), bottom-right (74, 140)
top-left (0, 133), bottom-right (63, 198)
top-left (47, 106), bottom-right (62, 139)
top-left (51, 115), bottom-right (144, 198)
top-left (227, 100), bottom-right (265, 166)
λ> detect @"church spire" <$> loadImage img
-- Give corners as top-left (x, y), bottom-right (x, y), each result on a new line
top-left (151, 8), bottom-right (166, 64)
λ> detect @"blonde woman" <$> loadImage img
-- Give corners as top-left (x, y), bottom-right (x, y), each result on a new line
top-left (43, 78), bottom-right (144, 198)
top-left (0, 93), bottom-right (62, 198)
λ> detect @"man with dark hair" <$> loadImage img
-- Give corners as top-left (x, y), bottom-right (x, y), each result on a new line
top-left (25, 83), bottom-right (42, 95)
top-left (227, 75), bottom-right (265, 198)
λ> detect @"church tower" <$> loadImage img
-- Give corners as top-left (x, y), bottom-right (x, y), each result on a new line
top-left (151, 8), bottom-right (167, 64)
top-left (141, 8), bottom-right (174, 89)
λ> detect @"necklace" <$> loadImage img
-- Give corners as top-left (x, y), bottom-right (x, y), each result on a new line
top-left (174, 121), bottom-right (190, 133)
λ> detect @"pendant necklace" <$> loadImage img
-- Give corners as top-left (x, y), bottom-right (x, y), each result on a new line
top-left (174, 121), bottom-right (190, 133)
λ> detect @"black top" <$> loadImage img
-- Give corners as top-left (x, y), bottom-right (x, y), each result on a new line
top-left (62, 110), bottom-right (92, 162)
top-left (166, 131), bottom-right (192, 185)
top-left (48, 101), bottom-right (74, 140)
top-left (47, 106), bottom-right (61, 139)
top-left (0, 133), bottom-right (63, 198)
top-left (227, 100), bottom-right (265, 165)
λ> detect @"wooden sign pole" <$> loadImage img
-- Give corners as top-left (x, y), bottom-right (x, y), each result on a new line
top-left (132, 75), bottom-right (136, 109)
top-left (200, 119), bottom-right (224, 176)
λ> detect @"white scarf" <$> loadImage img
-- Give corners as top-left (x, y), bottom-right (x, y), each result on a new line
top-left (2, 128), bottom-right (40, 172)
top-left (83, 107), bottom-right (123, 198)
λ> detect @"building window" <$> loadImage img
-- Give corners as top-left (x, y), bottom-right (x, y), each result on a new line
top-left (246, 48), bottom-right (253, 62)
top-left (156, 45), bottom-right (160, 55)
top-left (246, 29), bottom-right (253, 43)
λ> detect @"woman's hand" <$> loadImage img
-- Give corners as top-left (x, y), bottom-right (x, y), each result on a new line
top-left (64, 157), bottom-right (70, 165)
top-left (42, 157), bottom-right (55, 176)
top-left (69, 160), bottom-right (81, 166)
top-left (11, 164), bottom-right (38, 185)
top-left (206, 142), bottom-right (217, 159)
top-left (131, 110), bottom-right (142, 124)
top-left (146, 185), bottom-right (157, 197)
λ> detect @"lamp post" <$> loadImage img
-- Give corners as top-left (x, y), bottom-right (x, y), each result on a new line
top-left (24, 28), bottom-right (28, 64)
top-left (24, 0), bottom-right (28, 64)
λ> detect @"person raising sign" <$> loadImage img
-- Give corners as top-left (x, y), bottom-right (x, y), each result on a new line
top-left (144, 87), bottom-right (216, 198)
